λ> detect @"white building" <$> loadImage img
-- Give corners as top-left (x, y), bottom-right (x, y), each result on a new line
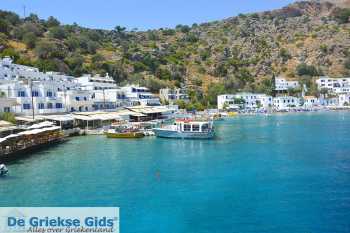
top-left (121, 85), bottom-right (160, 106)
top-left (217, 95), bottom-right (238, 110)
top-left (0, 97), bottom-right (18, 112)
top-left (319, 97), bottom-right (339, 106)
top-left (0, 57), bottom-right (79, 90)
top-left (217, 93), bottom-right (273, 110)
top-left (0, 81), bottom-right (66, 115)
top-left (275, 77), bottom-right (300, 91)
top-left (57, 90), bottom-right (93, 112)
top-left (159, 88), bottom-right (189, 104)
top-left (92, 88), bottom-right (129, 111)
top-left (338, 94), bottom-right (350, 106)
top-left (316, 76), bottom-right (350, 93)
top-left (273, 96), bottom-right (300, 111)
top-left (303, 96), bottom-right (319, 108)
top-left (75, 74), bottom-right (117, 91)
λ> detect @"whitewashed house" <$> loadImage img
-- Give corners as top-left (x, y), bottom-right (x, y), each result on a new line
top-left (159, 88), bottom-right (189, 104)
top-left (92, 88), bottom-right (130, 111)
top-left (273, 96), bottom-right (300, 111)
top-left (57, 90), bottom-right (93, 112)
top-left (217, 95), bottom-right (239, 110)
top-left (234, 93), bottom-right (273, 109)
top-left (316, 76), bottom-right (350, 93)
top-left (75, 74), bottom-right (117, 90)
top-left (121, 85), bottom-right (160, 106)
top-left (275, 77), bottom-right (300, 92)
top-left (0, 97), bottom-right (18, 112)
top-left (0, 81), bottom-right (66, 115)
top-left (338, 94), bottom-right (350, 106)
top-left (217, 93), bottom-right (273, 110)
top-left (303, 96), bottom-right (319, 108)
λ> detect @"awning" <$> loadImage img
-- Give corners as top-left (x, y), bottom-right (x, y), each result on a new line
top-left (27, 121), bottom-right (54, 130)
top-left (127, 106), bottom-right (171, 114)
top-left (15, 116), bottom-right (46, 122)
top-left (115, 109), bottom-right (146, 117)
top-left (43, 115), bottom-right (75, 122)
top-left (73, 115), bottom-right (96, 121)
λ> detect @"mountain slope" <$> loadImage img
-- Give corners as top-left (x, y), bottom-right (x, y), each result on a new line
top-left (0, 1), bottom-right (350, 106)
top-left (314, 0), bottom-right (350, 7)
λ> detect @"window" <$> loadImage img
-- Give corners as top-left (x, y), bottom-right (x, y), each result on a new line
top-left (56, 103), bottom-right (63, 109)
top-left (75, 97), bottom-right (80, 101)
top-left (4, 107), bottom-right (10, 112)
top-left (32, 91), bottom-right (39, 97)
top-left (183, 124), bottom-right (191, 132)
top-left (192, 125), bottom-right (200, 132)
top-left (38, 103), bottom-right (45, 109)
top-left (18, 91), bottom-right (26, 97)
top-left (202, 124), bottom-right (209, 132)
top-left (23, 104), bottom-right (31, 110)
top-left (47, 103), bottom-right (53, 109)
top-left (47, 91), bottom-right (53, 97)
top-left (84, 97), bottom-right (87, 101)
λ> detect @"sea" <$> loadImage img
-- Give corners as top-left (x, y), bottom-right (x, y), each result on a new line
top-left (1, 111), bottom-right (350, 233)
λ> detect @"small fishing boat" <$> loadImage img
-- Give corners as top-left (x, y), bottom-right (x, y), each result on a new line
top-left (153, 119), bottom-right (214, 139)
top-left (0, 164), bottom-right (8, 176)
top-left (105, 124), bottom-right (144, 139)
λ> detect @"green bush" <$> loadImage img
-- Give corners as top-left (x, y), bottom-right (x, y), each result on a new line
top-left (296, 63), bottom-right (320, 76)
top-left (23, 32), bottom-right (37, 49)
top-left (334, 8), bottom-right (350, 24)
top-left (0, 112), bottom-right (16, 124)
top-left (345, 58), bottom-right (350, 70)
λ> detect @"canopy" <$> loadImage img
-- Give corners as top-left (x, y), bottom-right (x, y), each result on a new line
top-left (43, 115), bottom-right (74, 122)
top-left (27, 121), bottom-right (54, 130)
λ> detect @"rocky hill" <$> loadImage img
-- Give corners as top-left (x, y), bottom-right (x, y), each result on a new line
top-left (315, 0), bottom-right (350, 7)
top-left (0, 1), bottom-right (350, 107)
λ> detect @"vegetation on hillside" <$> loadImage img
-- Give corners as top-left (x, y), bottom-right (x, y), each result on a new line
top-left (0, 1), bottom-right (350, 108)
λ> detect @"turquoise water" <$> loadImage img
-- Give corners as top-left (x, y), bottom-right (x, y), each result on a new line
top-left (1, 112), bottom-right (350, 233)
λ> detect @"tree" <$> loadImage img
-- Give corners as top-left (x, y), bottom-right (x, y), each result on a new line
top-left (115, 25), bottom-right (126, 33)
top-left (25, 13), bottom-right (39, 23)
top-left (0, 19), bottom-right (9, 34)
top-left (23, 32), bottom-right (37, 49)
top-left (64, 36), bottom-right (80, 51)
top-left (46, 16), bottom-right (60, 27)
top-left (155, 67), bottom-right (171, 80)
top-left (49, 26), bottom-right (66, 40)
top-left (206, 83), bottom-right (225, 106)
top-left (344, 58), bottom-right (350, 70)
top-left (0, 48), bottom-right (20, 61)
top-left (334, 8), bottom-right (350, 24)
top-left (35, 40), bottom-right (66, 59)
top-left (296, 63), bottom-right (320, 76)
top-left (175, 100), bottom-right (187, 109)
top-left (279, 48), bottom-right (291, 62)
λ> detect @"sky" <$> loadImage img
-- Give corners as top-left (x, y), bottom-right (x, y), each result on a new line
top-left (0, 0), bottom-right (295, 30)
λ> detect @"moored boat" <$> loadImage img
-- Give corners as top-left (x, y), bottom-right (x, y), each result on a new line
top-left (153, 119), bottom-right (214, 139)
top-left (105, 124), bottom-right (144, 139)
top-left (105, 130), bottom-right (145, 138)
top-left (0, 164), bottom-right (8, 176)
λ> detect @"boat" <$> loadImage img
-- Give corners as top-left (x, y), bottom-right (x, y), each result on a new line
top-left (105, 124), bottom-right (144, 139)
top-left (153, 119), bottom-right (215, 139)
top-left (0, 164), bottom-right (8, 176)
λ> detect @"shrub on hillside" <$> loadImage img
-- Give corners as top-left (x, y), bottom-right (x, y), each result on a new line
top-left (296, 63), bottom-right (320, 76)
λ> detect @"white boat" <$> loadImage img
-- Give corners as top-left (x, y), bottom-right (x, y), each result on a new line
top-left (153, 119), bottom-right (214, 139)
top-left (0, 164), bottom-right (8, 176)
